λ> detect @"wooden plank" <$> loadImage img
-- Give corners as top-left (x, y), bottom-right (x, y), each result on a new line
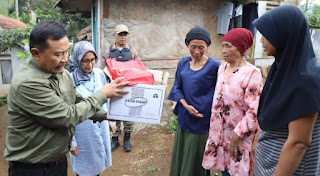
top-left (162, 71), bottom-right (170, 86)
top-left (142, 59), bottom-right (179, 69)
top-left (103, 0), bottom-right (109, 19)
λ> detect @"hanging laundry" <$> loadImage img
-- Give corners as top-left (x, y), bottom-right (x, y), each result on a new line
top-left (242, 2), bottom-right (258, 35)
top-left (229, 1), bottom-right (237, 31)
top-left (234, 4), bottom-right (243, 28)
top-left (217, 2), bottom-right (234, 35)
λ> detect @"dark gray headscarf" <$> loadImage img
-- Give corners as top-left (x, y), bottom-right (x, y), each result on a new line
top-left (253, 5), bottom-right (320, 131)
top-left (185, 25), bottom-right (211, 46)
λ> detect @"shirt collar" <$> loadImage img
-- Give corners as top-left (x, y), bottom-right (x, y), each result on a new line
top-left (112, 43), bottom-right (129, 49)
top-left (29, 57), bottom-right (55, 79)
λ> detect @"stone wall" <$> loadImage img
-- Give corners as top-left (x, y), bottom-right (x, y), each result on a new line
top-left (101, 0), bottom-right (226, 59)
top-left (101, 0), bottom-right (228, 92)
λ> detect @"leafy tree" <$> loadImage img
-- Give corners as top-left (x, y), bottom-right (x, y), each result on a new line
top-left (7, 0), bottom-right (91, 42)
top-left (2, 0), bottom-right (90, 59)
top-left (0, 0), bottom-right (14, 16)
top-left (307, 5), bottom-right (320, 27)
top-left (302, 1), bottom-right (320, 28)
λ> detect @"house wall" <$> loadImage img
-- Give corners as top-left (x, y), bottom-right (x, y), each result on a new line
top-left (254, 1), bottom-right (275, 74)
top-left (0, 47), bottom-right (26, 85)
top-left (10, 47), bottom-right (26, 76)
top-left (100, 0), bottom-right (232, 92)
top-left (101, 0), bottom-right (227, 58)
top-left (311, 28), bottom-right (320, 63)
top-left (0, 52), bottom-right (12, 85)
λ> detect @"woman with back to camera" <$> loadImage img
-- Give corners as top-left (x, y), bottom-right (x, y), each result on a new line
top-left (68, 41), bottom-right (116, 176)
top-left (252, 5), bottom-right (320, 176)
top-left (202, 28), bottom-right (263, 176)
top-left (168, 25), bottom-right (221, 176)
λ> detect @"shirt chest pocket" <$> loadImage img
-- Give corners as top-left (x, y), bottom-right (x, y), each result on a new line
top-left (49, 75), bottom-right (76, 104)
top-left (60, 85), bottom-right (76, 104)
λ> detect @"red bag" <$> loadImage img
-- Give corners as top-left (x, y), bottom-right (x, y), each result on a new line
top-left (106, 58), bottom-right (154, 86)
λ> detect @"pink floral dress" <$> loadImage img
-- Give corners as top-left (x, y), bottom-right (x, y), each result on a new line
top-left (202, 62), bottom-right (263, 176)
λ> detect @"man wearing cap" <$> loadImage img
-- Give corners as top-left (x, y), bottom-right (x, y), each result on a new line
top-left (104, 24), bottom-right (140, 152)
top-left (103, 24), bottom-right (140, 62)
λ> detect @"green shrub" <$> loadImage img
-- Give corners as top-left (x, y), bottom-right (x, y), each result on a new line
top-left (0, 98), bottom-right (7, 107)
top-left (0, 27), bottom-right (30, 53)
top-left (168, 115), bottom-right (178, 134)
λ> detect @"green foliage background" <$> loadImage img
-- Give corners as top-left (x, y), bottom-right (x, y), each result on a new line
top-left (307, 6), bottom-right (320, 28)
top-left (0, 27), bottom-right (30, 53)
top-left (0, 0), bottom-right (14, 16)
top-left (302, 3), bottom-right (320, 28)
top-left (6, 0), bottom-right (91, 42)
top-left (0, 0), bottom-right (90, 56)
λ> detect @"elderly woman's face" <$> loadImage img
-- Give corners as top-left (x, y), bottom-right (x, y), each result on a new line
top-left (188, 40), bottom-right (207, 60)
top-left (81, 51), bottom-right (96, 73)
top-left (260, 36), bottom-right (276, 56)
top-left (222, 41), bottom-right (242, 63)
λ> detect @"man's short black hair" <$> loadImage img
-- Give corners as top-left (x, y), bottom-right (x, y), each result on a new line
top-left (29, 21), bottom-right (68, 52)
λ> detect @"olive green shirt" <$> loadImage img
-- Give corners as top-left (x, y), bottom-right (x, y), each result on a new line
top-left (4, 57), bottom-right (108, 164)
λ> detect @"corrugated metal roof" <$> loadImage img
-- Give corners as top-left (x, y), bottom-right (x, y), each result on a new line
top-left (54, 0), bottom-right (287, 13)
top-left (54, 0), bottom-right (91, 15)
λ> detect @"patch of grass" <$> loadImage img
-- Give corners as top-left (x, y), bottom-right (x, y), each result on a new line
top-left (167, 115), bottom-right (178, 134)
top-left (147, 166), bottom-right (158, 174)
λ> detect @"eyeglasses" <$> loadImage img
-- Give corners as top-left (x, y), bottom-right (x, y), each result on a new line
top-left (81, 58), bottom-right (96, 65)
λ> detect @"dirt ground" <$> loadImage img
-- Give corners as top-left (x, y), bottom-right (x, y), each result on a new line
top-left (0, 104), bottom-right (9, 176)
top-left (0, 101), bottom-right (221, 176)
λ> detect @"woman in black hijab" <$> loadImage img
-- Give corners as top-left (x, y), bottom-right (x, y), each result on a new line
top-left (252, 5), bottom-right (320, 175)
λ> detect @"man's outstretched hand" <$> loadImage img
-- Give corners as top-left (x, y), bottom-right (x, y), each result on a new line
top-left (100, 77), bottom-right (129, 98)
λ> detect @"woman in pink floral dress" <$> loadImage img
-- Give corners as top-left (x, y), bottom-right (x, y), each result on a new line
top-left (202, 28), bottom-right (263, 176)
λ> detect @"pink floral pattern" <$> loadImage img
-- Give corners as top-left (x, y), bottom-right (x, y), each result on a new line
top-left (202, 62), bottom-right (263, 176)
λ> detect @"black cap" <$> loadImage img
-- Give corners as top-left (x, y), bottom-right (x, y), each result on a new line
top-left (185, 25), bottom-right (211, 46)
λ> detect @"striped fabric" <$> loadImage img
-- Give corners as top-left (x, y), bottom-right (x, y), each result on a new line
top-left (254, 118), bottom-right (320, 176)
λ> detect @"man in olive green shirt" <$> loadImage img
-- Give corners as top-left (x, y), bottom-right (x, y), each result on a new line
top-left (4, 21), bottom-right (129, 176)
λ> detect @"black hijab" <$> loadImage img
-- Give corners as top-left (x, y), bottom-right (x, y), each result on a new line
top-left (253, 5), bottom-right (320, 131)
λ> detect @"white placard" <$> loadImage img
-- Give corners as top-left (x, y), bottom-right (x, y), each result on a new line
top-left (107, 84), bottom-right (166, 124)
